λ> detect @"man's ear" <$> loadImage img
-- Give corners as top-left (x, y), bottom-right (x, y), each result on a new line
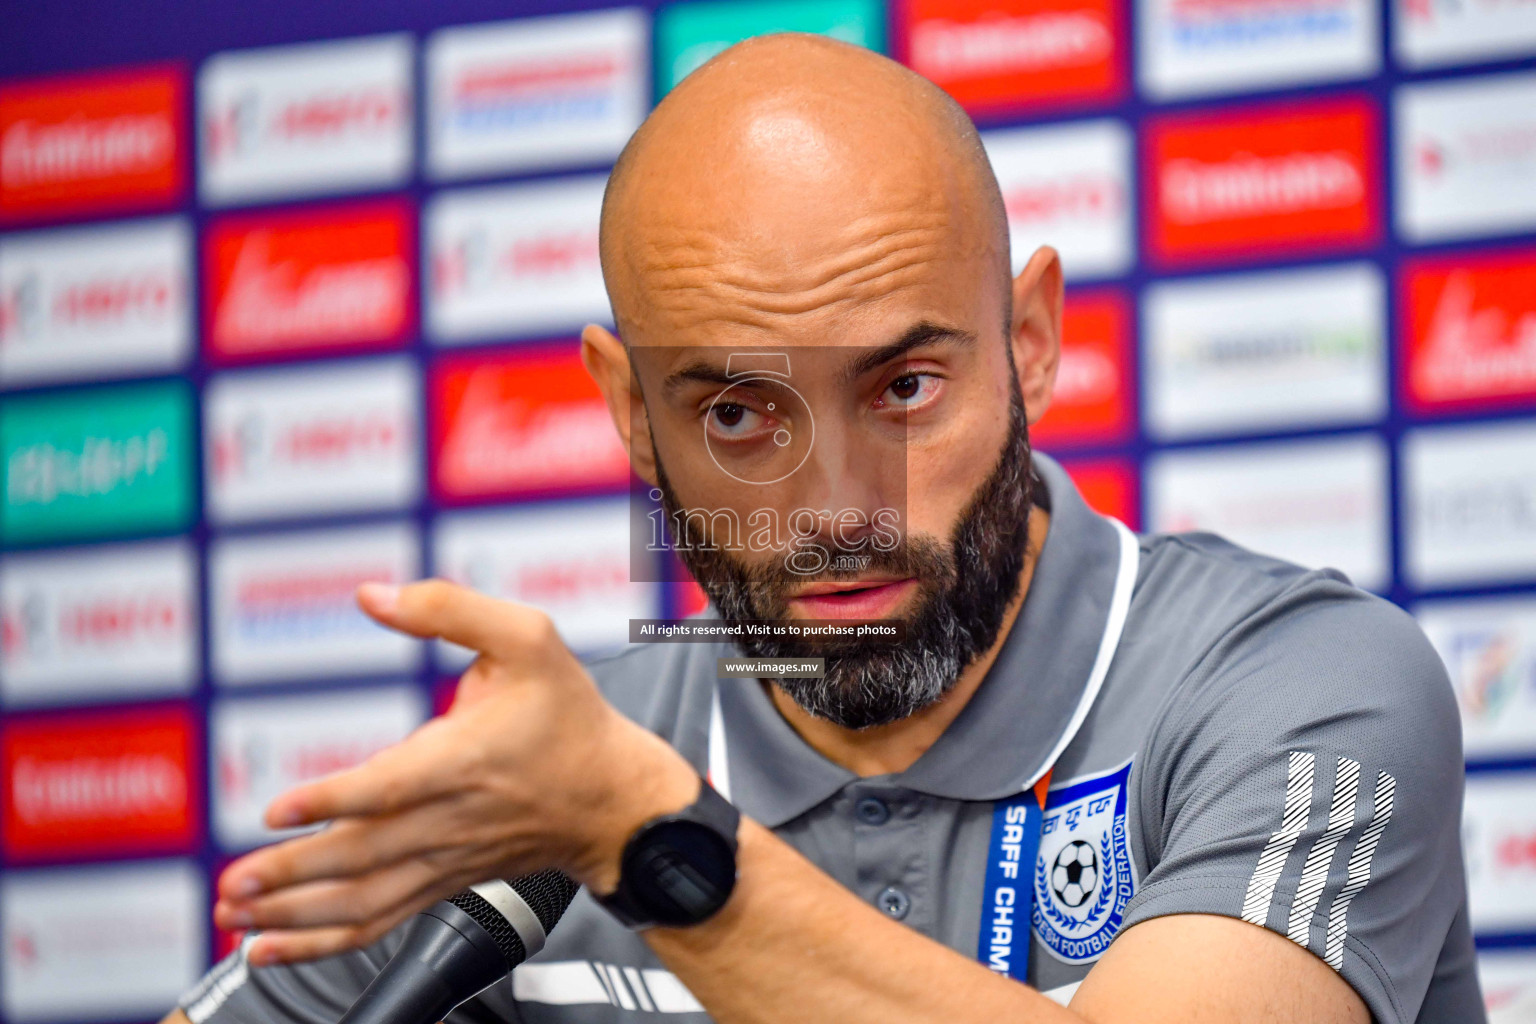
top-left (1009, 246), bottom-right (1064, 427)
top-left (580, 323), bottom-right (658, 487)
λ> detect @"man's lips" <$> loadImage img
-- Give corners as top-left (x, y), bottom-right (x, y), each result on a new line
top-left (787, 578), bottom-right (917, 619)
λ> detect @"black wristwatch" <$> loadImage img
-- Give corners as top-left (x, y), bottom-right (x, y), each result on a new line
top-left (595, 776), bottom-right (740, 929)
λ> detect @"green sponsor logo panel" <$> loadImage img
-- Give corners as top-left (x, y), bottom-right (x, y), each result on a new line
top-left (657, 0), bottom-right (886, 92)
top-left (2, 379), bottom-right (195, 545)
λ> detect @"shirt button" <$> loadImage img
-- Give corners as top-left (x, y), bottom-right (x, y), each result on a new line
top-left (877, 886), bottom-right (911, 920)
top-left (855, 797), bottom-right (890, 825)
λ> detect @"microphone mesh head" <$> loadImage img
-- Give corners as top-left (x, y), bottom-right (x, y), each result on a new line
top-left (512, 869), bottom-right (581, 934)
top-left (446, 889), bottom-right (527, 967)
top-left (444, 870), bottom-right (580, 969)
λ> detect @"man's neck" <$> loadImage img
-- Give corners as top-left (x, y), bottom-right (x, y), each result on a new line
top-left (766, 507), bottom-right (1051, 777)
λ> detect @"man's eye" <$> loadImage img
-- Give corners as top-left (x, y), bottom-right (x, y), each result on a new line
top-left (708, 402), bottom-right (768, 439)
top-left (879, 373), bottom-right (940, 408)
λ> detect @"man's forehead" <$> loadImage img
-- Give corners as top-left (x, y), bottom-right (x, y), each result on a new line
top-left (612, 192), bottom-right (983, 336)
top-left (613, 202), bottom-right (1003, 351)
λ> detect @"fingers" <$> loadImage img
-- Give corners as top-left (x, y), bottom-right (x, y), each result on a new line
top-left (219, 805), bottom-right (455, 901)
top-left (220, 857), bottom-right (449, 937)
top-left (243, 880), bottom-right (426, 967)
top-left (260, 715), bottom-right (463, 829)
top-left (356, 578), bottom-right (558, 661)
top-left (248, 926), bottom-right (379, 968)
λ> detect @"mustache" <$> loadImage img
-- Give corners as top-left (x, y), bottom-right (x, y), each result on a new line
top-left (706, 534), bottom-right (953, 588)
top-left (657, 501), bottom-right (957, 621)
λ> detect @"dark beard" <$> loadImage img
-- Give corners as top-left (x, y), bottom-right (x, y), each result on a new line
top-left (656, 385), bottom-right (1037, 729)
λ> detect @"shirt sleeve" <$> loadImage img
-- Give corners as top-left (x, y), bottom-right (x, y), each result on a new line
top-left (1121, 575), bottom-right (1475, 1024)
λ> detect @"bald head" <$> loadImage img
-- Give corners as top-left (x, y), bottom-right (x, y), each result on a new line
top-left (598, 33), bottom-right (1011, 343)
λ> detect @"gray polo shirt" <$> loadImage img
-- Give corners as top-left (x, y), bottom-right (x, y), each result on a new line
top-left (180, 454), bottom-right (1483, 1024)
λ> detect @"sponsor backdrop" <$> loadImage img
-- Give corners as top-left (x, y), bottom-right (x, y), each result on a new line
top-left (2, 0), bottom-right (1535, 1018)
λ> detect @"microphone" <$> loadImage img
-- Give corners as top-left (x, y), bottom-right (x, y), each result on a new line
top-left (337, 869), bottom-right (580, 1024)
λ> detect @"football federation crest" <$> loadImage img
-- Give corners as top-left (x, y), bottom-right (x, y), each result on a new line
top-left (1033, 759), bottom-right (1136, 964)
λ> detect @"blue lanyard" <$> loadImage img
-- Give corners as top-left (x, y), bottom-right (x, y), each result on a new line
top-left (976, 772), bottom-right (1052, 984)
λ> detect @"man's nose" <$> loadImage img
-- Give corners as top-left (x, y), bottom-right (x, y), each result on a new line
top-left (788, 421), bottom-right (903, 546)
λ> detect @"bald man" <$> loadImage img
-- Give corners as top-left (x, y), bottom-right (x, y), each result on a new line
top-left (166, 34), bottom-right (1482, 1024)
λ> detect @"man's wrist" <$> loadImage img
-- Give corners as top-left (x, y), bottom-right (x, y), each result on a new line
top-left (595, 774), bottom-right (740, 929)
top-left (573, 725), bottom-right (702, 896)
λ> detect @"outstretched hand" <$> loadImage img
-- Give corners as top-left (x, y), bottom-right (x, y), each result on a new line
top-left (213, 579), bottom-right (700, 966)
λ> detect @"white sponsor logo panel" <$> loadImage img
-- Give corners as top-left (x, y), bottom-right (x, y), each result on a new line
top-left (1478, 948), bottom-right (1536, 1024)
top-left (210, 521), bottom-right (422, 685)
top-left (1395, 71), bottom-right (1536, 243)
top-left (1148, 434), bottom-right (1390, 591)
top-left (1403, 420), bottom-right (1536, 589)
top-left (204, 356), bottom-right (420, 523)
top-left (1140, 0), bottom-right (1379, 99)
top-left (0, 539), bottom-right (197, 707)
top-left (982, 119), bottom-right (1134, 282)
top-left (433, 499), bottom-right (655, 664)
top-left (1462, 773), bottom-right (1536, 933)
top-left (199, 34), bottom-right (413, 204)
top-left (0, 217), bottom-right (191, 385)
top-left (427, 8), bottom-right (648, 179)
top-left (0, 859), bottom-right (204, 1023)
top-left (1418, 596), bottom-right (1536, 760)
top-left (1144, 262), bottom-right (1385, 439)
top-left (426, 175), bottom-right (610, 343)
top-left (1395, 0), bottom-right (1536, 69)
top-left (212, 684), bottom-right (425, 851)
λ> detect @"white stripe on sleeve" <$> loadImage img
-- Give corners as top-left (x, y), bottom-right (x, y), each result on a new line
top-left (181, 935), bottom-right (254, 1024)
top-left (514, 961), bottom-right (706, 1013)
top-left (1242, 750), bottom-right (1316, 926)
top-left (1322, 770), bottom-right (1397, 970)
top-left (1286, 757), bottom-right (1362, 948)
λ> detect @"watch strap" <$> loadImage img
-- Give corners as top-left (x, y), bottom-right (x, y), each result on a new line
top-left (596, 776), bottom-right (739, 929)
top-left (686, 776), bottom-right (741, 853)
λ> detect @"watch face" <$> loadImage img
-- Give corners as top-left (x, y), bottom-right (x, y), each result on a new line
top-left (624, 818), bottom-right (737, 927)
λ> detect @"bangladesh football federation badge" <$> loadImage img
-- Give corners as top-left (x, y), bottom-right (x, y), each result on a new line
top-left (1033, 759), bottom-right (1137, 964)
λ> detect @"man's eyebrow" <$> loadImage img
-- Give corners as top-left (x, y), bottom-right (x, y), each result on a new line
top-left (662, 361), bottom-right (738, 396)
top-left (658, 321), bottom-right (974, 395)
top-left (842, 321), bottom-right (975, 382)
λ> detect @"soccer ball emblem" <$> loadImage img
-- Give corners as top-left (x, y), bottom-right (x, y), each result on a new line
top-left (1051, 840), bottom-right (1100, 909)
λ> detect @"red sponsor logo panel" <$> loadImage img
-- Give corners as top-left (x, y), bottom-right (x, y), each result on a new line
top-left (0, 65), bottom-right (184, 223)
top-left (1, 704), bottom-right (200, 860)
top-left (430, 344), bottom-right (631, 503)
top-left (899, 0), bottom-right (1124, 115)
top-left (1145, 96), bottom-right (1380, 267)
top-left (1403, 247), bottom-right (1536, 414)
top-left (1061, 456), bottom-right (1141, 529)
top-left (204, 198), bottom-right (413, 362)
top-left (1032, 288), bottom-right (1134, 446)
